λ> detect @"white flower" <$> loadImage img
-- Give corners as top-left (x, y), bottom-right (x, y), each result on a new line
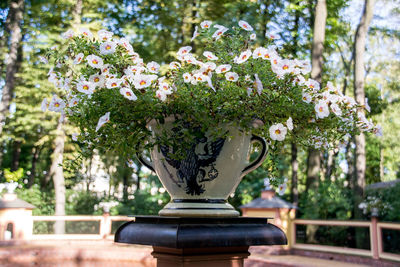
top-left (80, 28), bottom-right (93, 38)
top-left (156, 90), bottom-right (168, 102)
top-left (254, 74), bottom-right (263, 95)
top-left (272, 59), bottom-right (294, 76)
top-left (330, 103), bottom-right (342, 116)
top-left (71, 133), bottom-right (79, 141)
top-left (203, 51), bottom-right (218, 61)
top-left (38, 56), bottom-right (48, 64)
top-left (269, 123), bottom-right (287, 141)
top-left (61, 29), bottom-right (74, 39)
top-left (86, 55), bottom-right (104, 69)
top-left (235, 50), bottom-right (252, 64)
top-left (159, 82), bottom-right (172, 93)
top-left (147, 61), bottom-right (160, 73)
top-left (203, 62), bottom-right (216, 71)
top-left (305, 79), bottom-right (320, 92)
top-left (95, 112), bottom-right (110, 132)
top-left (89, 74), bottom-right (105, 86)
top-left (126, 65), bottom-right (146, 76)
top-left (252, 47), bottom-right (266, 59)
top-left (365, 97), bottom-right (371, 113)
top-left (215, 64), bottom-right (231, 74)
top-left (106, 78), bottom-right (122, 89)
top-left (98, 29), bottom-right (113, 41)
top-left (133, 74), bottom-right (156, 89)
top-left (183, 53), bottom-right (199, 65)
top-left (68, 97), bottom-right (79, 107)
top-left (315, 100), bottom-right (330, 119)
top-left (302, 92), bottom-right (312, 103)
top-left (238, 20), bottom-right (253, 31)
top-left (76, 81), bottom-right (95, 94)
top-left (73, 53), bottom-right (84, 64)
top-left (191, 26), bottom-right (199, 42)
top-left (177, 46), bottom-right (192, 58)
top-left (169, 61), bottom-right (181, 69)
top-left (277, 183), bottom-right (287, 196)
top-left (225, 72), bottom-right (239, 82)
top-left (250, 33), bottom-right (256, 40)
top-left (200, 20), bottom-right (212, 29)
top-left (244, 75), bottom-right (252, 82)
top-left (205, 76), bottom-right (215, 91)
top-left (48, 95), bottom-right (65, 112)
top-left (120, 87), bottom-right (137, 101)
top-left (99, 41), bottom-right (116, 55)
top-left (373, 125), bottom-right (383, 137)
top-left (212, 27), bottom-right (228, 40)
top-left (41, 98), bottom-right (49, 112)
top-left (183, 73), bottom-right (192, 83)
top-left (262, 47), bottom-right (278, 60)
top-left (119, 37), bottom-right (133, 52)
top-left (193, 73), bottom-right (207, 83)
top-left (286, 117), bottom-right (293, 131)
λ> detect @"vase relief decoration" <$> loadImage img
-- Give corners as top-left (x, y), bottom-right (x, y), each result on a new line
top-left (138, 117), bottom-right (267, 217)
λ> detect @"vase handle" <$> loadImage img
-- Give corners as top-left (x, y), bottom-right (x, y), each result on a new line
top-left (136, 153), bottom-right (155, 173)
top-left (241, 135), bottom-right (268, 177)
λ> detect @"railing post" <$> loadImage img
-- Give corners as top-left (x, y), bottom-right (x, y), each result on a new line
top-left (370, 210), bottom-right (379, 260)
top-left (100, 212), bottom-right (112, 239)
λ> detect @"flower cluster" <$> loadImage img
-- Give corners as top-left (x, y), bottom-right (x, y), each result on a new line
top-left (41, 20), bottom-right (380, 171)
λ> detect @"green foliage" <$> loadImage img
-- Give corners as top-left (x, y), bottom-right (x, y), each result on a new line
top-left (299, 179), bottom-right (353, 220)
top-left (3, 168), bottom-right (24, 182)
top-left (364, 183), bottom-right (400, 221)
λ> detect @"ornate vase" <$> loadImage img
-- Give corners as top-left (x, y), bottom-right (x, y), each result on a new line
top-left (138, 117), bottom-right (267, 217)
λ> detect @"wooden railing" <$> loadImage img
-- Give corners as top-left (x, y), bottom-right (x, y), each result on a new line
top-left (291, 218), bottom-right (400, 262)
top-left (31, 214), bottom-right (132, 240)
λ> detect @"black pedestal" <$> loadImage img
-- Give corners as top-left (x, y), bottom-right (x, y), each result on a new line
top-left (115, 216), bottom-right (287, 267)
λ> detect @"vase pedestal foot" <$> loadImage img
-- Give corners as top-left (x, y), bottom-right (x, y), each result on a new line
top-left (114, 216), bottom-right (287, 267)
top-left (158, 201), bottom-right (240, 217)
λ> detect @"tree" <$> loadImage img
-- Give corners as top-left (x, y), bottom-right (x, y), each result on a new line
top-left (353, 0), bottom-right (375, 217)
top-left (0, 0), bottom-right (24, 164)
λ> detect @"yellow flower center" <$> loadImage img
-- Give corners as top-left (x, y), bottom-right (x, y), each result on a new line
top-left (94, 77), bottom-right (99, 82)
top-left (111, 83), bottom-right (117, 87)
top-left (283, 65), bottom-right (289, 70)
top-left (140, 80), bottom-right (146, 85)
top-left (126, 92), bottom-right (131, 96)
top-left (83, 85), bottom-right (89, 90)
top-left (319, 107), bottom-right (323, 112)
top-left (55, 103), bottom-right (60, 107)
top-left (275, 129), bottom-right (281, 135)
top-left (92, 59), bottom-right (98, 64)
top-left (106, 45), bottom-right (111, 50)
top-left (221, 68), bottom-right (226, 72)
top-left (229, 76), bottom-right (234, 80)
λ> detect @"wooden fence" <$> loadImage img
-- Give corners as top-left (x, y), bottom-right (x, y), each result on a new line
top-left (31, 214), bottom-right (132, 240)
top-left (291, 218), bottom-right (400, 262)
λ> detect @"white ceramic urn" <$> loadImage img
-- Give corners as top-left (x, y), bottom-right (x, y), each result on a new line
top-left (138, 117), bottom-right (267, 217)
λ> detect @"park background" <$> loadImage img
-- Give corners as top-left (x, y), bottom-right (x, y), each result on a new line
top-left (0, 0), bottom-right (399, 251)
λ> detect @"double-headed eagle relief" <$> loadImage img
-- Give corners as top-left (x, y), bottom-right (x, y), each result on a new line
top-left (160, 136), bottom-right (225, 195)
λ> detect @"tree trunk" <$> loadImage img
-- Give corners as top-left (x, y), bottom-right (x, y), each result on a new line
top-left (28, 146), bottom-right (40, 188)
top-left (325, 150), bottom-right (335, 181)
top-left (0, 0), bottom-right (24, 137)
top-left (306, 0), bottom-right (327, 244)
top-left (11, 140), bottom-right (22, 172)
top-left (291, 143), bottom-right (299, 208)
top-left (50, 121), bottom-right (66, 234)
top-left (353, 0), bottom-right (374, 249)
top-left (306, 0), bottom-right (326, 193)
top-left (353, 0), bottom-right (374, 216)
top-left (72, 0), bottom-right (83, 27)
